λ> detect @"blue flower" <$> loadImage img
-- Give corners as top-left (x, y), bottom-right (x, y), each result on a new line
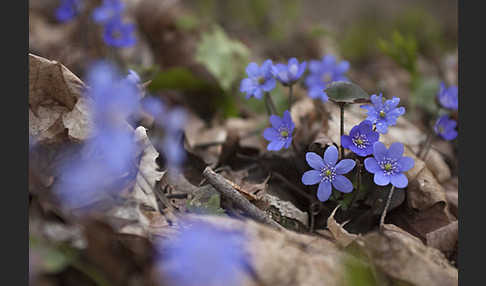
top-left (364, 142), bottom-right (414, 188)
top-left (157, 222), bottom-right (247, 286)
top-left (434, 115), bottom-right (458, 141)
top-left (92, 0), bottom-right (125, 23)
top-left (55, 0), bottom-right (82, 22)
top-left (302, 145), bottom-right (356, 202)
top-left (103, 18), bottom-right (136, 47)
top-left (126, 69), bottom-right (141, 85)
top-left (305, 55), bottom-right (349, 102)
top-left (240, 60), bottom-right (276, 99)
top-left (263, 110), bottom-right (295, 151)
top-left (271, 58), bottom-right (307, 86)
top-left (437, 82), bottom-right (458, 111)
top-left (360, 94), bottom-right (405, 134)
top-left (341, 120), bottom-right (379, 157)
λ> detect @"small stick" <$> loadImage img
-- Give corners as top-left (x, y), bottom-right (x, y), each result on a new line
top-left (379, 185), bottom-right (395, 230)
top-left (202, 167), bottom-right (283, 230)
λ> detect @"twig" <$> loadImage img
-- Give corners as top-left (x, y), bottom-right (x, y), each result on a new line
top-left (202, 167), bottom-right (284, 230)
top-left (379, 185), bottom-right (395, 231)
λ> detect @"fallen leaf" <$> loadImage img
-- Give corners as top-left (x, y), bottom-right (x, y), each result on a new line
top-left (327, 205), bottom-right (359, 247)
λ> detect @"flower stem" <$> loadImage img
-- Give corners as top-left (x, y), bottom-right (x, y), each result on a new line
top-left (288, 85), bottom-right (293, 111)
top-left (339, 102), bottom-right (346, 159)
top-left (264, 92), bottom-right (278, 115)
top-left (379, 185), bottom-right (395, 230)
top-left (349, 159), bottom-right (362, 209)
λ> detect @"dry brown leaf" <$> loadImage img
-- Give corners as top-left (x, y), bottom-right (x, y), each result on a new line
top-left (426, 221), bottom-right (458, 254)
top-left (355, 224), bottom-right (458, 286)
top-left (29, 53), bottom-right (90, 144)
top-left (327, 205), bottom-right (359, 247)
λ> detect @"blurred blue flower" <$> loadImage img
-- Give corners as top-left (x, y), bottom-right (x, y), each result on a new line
top-left (364, 142), bottom-right (414, 188)
top-left (437, 82), bottom-right (458, 111)
top-left (271, 58), bottom-right (307, 86)
top-left (92, 0), bottom-right (124, 23)
top-left (54, 62), bottom-right (140, 209)
top-left (55, 0), bottom-right (83, 22)
top-left (263, 110), bottom-right (295, 151)
top-left (126, 69), bottom-right (141, 85)
top-left (157, 222), bottom-right (247, 286)
top-left (103, 18), bottom-right (136, 47)
top-left (302, 145), bottom-right (356, 202)
top-left (341, 120), bottom-right (379, 157)
top-left (434, 115), bottom-right (458, 141)
top-left (305, 55), bottom-right (349, 102)
top-left (240, 60), bottom-right (276, 99)
top-left (360, 94), bottom-right (405, 134)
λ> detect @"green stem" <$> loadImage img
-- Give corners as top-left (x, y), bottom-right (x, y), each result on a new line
top-left (379, 185), bottom-right (395, 230)
top-left (339, 103), bottom-right (346, 159)
top-left (288, 85), bottom-right (293, 111)
top-left (264, 92), bottom-right (278, 115)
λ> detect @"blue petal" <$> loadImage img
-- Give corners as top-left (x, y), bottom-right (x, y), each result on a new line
top-left (335, 159), bottom-right (355, 175)
top-left (387, 142), bottom-right (404, 160)
top-left (246, 63), bottom-right (260, 77)
top-left (296, 62), bottom-right (307, 78)
top-left (341, 135), bottom-right (353, 150)
top-left (364, 157), bottom-right (380, 173)
top-left (282, 110), bottom-right (293, 127)
top-left (370, 94), bottom-right (382, 106)
top-left (349, 125), bottom-right (360, 138)
top-left (358, 120), bottom-right (373, 132)
top-left (336, 61), bottom-right (350, 74)
top-left (261, 78), bottom-right (276, 91)
top-left (284, 137), bottom-right (293, 149)
top-left (263, 128), bottom-right (279, 141)
top-left (398, 157), bottom-right (414, 172)
top-left (267, 139), bottom-right (285, 151)
top-left (302, 170), bottom-right (321, 185)
top-left (261, 59), bottom-right (274, 77)
top-left (306, 152), bottom-right (324, 170)
top-left (390, 173), bottom-right (408, 188)
top-left (332, 175), bottom-right (353, 193)
top-left (240, 78), bottom-right (253, 93)
top-left (372, 142), bottom-right (387, 161)
top-left (253, 88), bottom-right (263, 99)
top-left (317, 181), bottom-right (332, 202)
top-left (385, 97), bottom-right (400, 110)
top-left (323, 145), bottom-right (338, 166)
top-left (374, 171), bottom-right (390, 186)
top-left (375, 121), bottom-right (388, 134)
top-left (269, 114), bottom-right (282, 129)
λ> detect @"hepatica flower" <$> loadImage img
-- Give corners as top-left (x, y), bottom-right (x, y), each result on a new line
top-left (103, 18), bottom-right (136, 47)
top-left (92, 0), bottom-right (125, 24)
top-left (360, 94), bottom-right (405, 134)
top-left (263, 110), bottom-right (295, 151)
top-left (157, 222), bottom-right (247, 286)
top-left (305, 55), bottom-right (349, 102)
top-left (271, 58), bottom-right (307, 86)
top-left (434, 115), bottom-right (458, 141)
top-left (364, 142), bottom-right (414, 188)
top-left (302, 145), bottom-right (356, 202)
top-left (341, 120), bottom-right (379, 157)
top-left (55, 0), bottom-right (83, 22)
top-left (240, 60), bottom-right (276, 99)
top-left (437, 82), bottom-right (458, 111)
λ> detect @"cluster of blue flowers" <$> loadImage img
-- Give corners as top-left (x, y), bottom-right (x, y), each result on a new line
top-left (156, 221), bottom-right (247, 286)
top-left (305, 55), bottom-right (350, 102)
top-left (55, 62), bottom-right (186, 208)
top-left (55, 0), bottom-right (136, 47)
top-left (434, 82), bottom-right (458, 141)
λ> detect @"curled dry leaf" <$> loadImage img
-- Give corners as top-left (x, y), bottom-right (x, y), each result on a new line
top-left (354, 224), bottom-right (458, 286)
top-left (29, 53), bottom-right (91, 144)
top-left (425, 220), bottom-right (458, 255)
top-left (327, 205), bottom-right (359, 247)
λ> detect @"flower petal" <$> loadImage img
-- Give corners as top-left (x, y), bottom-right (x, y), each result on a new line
top-left (267, 139), bottom-right (285, 151)
top-left (364, 157), bottom-right (380, 173)
top-left (390, 173), bottom-right (408, 188)
top-left (373, 141), bottom-right (387, 161)
top-left (306, 152), bottom-right (324, 170)
top-left (335, 159), bottom-right (356, 175)
top-left (349, 124), bottom-right (360, 138)
top-left (261, 78), bottom-right (276, 91)
top-left (341, 135), bottom-right (353, 150)
top-left (302, 170), bottom-right (321, 185)
top-left (374, 172), bottom-right (390, 186)
top-left (282, 110), bottom-right (293, 126)
top-left (246, 63), bottom-right (260, 77)
top-left (387, 142), bottom-right (404, 160)
top-left (323, 145), bottom-right (338, 166)
top-left (317, 181), bottom-right (332, 202)
top-left (398, 157), bottom-right (414, 172)
top-left (263, 128), bottom-right (279, 141)
top-left (375, 121), bottom-right (388, 134)
top-left (333, 175), bottom-right (354, 193)
top-left (269, 114), bottom-right (282, 129)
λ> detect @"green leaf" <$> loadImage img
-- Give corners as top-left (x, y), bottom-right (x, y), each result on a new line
top-left (325, 81), bottom-right (370, 104)
top-left (186, 193), bottom-right (226, 216)
top-left (195, 25), bottom-right (250, 92)
top-left (411, 77), bottom-right (441, 115)
top-left (147, 67), bottom-right (219, 93)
